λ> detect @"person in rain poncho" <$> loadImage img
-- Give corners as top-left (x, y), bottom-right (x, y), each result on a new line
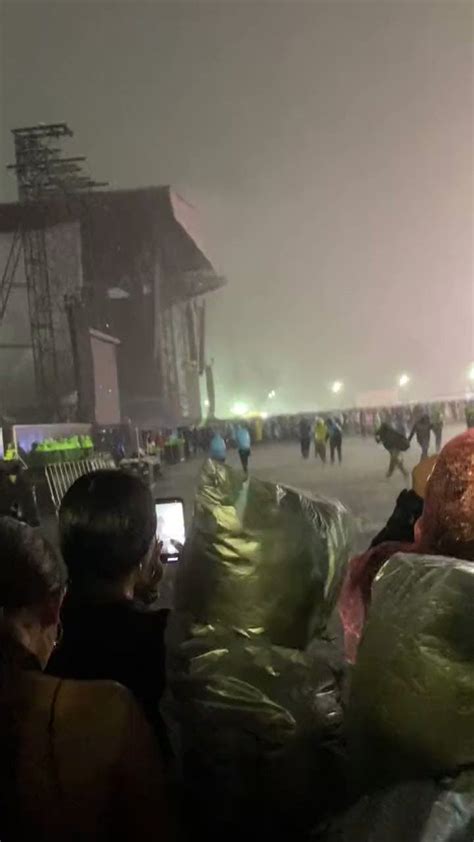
top-left (320, 546), bottom-right (474, 842)
top-left (314, 418), bottom-right (328, 463)
top-left (339, 430), bottom-right (474, 662)
top-left (209, 431), bottom-right (226, 463)
top-left (168, 459), bottom-right (353, 842)
top-left (235, 424), bottom-right (251, 473)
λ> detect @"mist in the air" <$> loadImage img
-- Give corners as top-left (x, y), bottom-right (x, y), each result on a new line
top-left (1, 0), bottom-right (472, 415)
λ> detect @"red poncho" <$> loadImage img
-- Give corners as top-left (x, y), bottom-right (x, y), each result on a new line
top-left (339, 429), bottom-right (474, 662)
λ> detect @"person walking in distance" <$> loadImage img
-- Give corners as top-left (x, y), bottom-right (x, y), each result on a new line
top-left (313, 417), bottom-right (327, 464)
top-left (326, 417), bottom-right (343, 464)
top-left (430, 402), bottom-right (444, 453)
top-left (299, 416), bottom-right (311, 460)
top-left (409, 409), bottom-right (431, 461)
top-left (465, 401), bottom-right (474, 429)
top-left (235, 423), bottom-right (252, 474)
top-left (375, 421), bottom-right (410, 479)
top-left (209, 430), bottom-right (227, 463)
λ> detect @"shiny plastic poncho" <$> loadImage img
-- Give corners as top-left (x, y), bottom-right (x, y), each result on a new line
top-left (348, 552), bottom-right (474, 791)
top-left (168, 459), bottom-right (352, 838)
top-left (415, 429), bottom-right (474, 559)
top-left (340, 430), bottom-right (474, 663)
top-left (318, 772), bottom-right (474, 842)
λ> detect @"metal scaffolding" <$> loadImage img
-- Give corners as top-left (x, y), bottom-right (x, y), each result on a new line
top-left (2, 122), bottom-right (106, 417)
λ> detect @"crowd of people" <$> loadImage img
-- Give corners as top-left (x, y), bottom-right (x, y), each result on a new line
top-left (203, 400), bottom-right (474, 482)
top-left (0, 421), bottom-right (473, 838)
top-left (297, 415), bottom-right (344, 462)
top-left (143, 398), bottom-right (474, 470)
top-left (0, 473), bottom-right (170, 840)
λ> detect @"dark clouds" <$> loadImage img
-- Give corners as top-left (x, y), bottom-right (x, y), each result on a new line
top-left (1, 0), bottom-right (472, 413)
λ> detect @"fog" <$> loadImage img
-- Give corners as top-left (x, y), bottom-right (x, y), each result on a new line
top-left (1, 0), bottom-right (472, 415)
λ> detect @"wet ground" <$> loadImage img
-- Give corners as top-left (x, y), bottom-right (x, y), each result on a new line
top-left (39, 425), bottom-right (462, 606)
top-left (158, 425), bottom-right (463, 547)
top-left (156, 424), bottom-right (463, 607)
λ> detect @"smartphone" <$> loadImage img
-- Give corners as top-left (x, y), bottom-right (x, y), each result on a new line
top-left (155, 497), bottom-right (185, 562)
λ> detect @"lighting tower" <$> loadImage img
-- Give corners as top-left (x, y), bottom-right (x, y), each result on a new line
top-left (3, 122), bottom-right (106, 417)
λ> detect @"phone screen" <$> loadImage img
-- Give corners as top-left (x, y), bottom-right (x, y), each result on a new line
top-left (155, 498), bottom-right (185, 561)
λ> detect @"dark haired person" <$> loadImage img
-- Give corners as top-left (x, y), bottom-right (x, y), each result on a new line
top-left (299, 416), bottom-right (311, 459)
top-left (430, 402), bottom-right (444, 452)
top-left (49, 470), bottom-right (170, 757)
top-left (409, 410), bottom-right (432, 461)
top-left (0, 516), bottom-right (169, 840)
top-left (375, 421), bottom-right (410, 479)
top-left (326, 417), bottom-right (343, 464)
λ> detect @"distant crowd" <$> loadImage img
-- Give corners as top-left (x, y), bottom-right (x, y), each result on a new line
top-left (141, 397), bottom-right (474, 465)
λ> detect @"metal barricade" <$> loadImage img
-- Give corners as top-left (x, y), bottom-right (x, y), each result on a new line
top-left (45, 455), bottom-right (116, 513)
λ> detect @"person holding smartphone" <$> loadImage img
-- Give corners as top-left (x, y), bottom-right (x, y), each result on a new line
top-left (156, 502), bottom-right (185, 561)
top-left (48, 470), bottom-right (171, 760)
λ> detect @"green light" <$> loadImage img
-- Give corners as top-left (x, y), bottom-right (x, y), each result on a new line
top-left (231, 401), bottom-right (249, 416)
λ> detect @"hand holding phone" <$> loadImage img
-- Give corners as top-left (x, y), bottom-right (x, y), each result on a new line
top-left (155, 497), bottom-right (185, 562)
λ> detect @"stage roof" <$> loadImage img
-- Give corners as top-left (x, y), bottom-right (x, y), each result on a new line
top-left (0, 186), bottom-right (226, 301)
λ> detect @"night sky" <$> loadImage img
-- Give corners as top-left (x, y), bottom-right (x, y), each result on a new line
top-left (1, 0), bottom-right (472, 414)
